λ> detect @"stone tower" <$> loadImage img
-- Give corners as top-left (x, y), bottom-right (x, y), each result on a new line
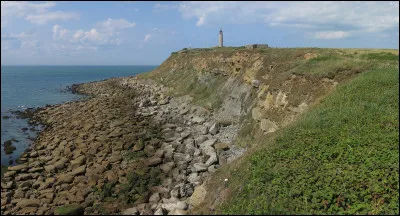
top-left (219, 28), bottom-right (223, 47)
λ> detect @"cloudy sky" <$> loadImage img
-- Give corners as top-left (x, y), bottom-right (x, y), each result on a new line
top-left (1, 1), bottom-right (399, 65)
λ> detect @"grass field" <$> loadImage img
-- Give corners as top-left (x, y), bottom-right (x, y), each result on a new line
top-left (219, 63), bottom-right (399, 214)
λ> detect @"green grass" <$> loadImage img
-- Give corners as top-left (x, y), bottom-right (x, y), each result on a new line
top-left (54, 204), bottom-right (84, 215)
top-left (221, 65), bottom-right (399, 215)
top-left (362, 52), bottom-right (399, 61)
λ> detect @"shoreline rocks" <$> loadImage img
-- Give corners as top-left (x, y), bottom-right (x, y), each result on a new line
top-left (1, 76), bottom-right (245, 215)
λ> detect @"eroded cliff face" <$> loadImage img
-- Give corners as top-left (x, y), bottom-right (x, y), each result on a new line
top-left (140, 48), bottom-right (338, 138)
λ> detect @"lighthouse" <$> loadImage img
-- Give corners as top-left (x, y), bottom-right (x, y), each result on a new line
top-left (219, 28), bottom-right (223, 47)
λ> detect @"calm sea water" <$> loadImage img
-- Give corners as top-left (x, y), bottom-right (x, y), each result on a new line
top-left (1, 65), bottom-right (157, 166)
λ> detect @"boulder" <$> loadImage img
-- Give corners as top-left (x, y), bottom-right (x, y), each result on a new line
top-left (8, 164), bottom-right (28, 172)
top-left (161, 200), bottom-right (187, 211)
top-left (44, 165), bottom-right (56, 173)
top-left (189, 185), bottom-right (206, 208)
top-left (4, 171), bottom-right (16, 178)
top-left (145, 157), bottom-right (163, 167)
top-left (160, 162), bottom-right (175, 174)
top-left (214, 143), bottom-right (229, 151)
top-left (144, 145), bottom-right (155, 157)
top-left (251, 79), bottom-right (261, 88)
top-left (70, 155), bottom-right (86, 168)
top-left (208, 123), bottom-right (220, 135)
top-left (149, 193), bottom-right (161, 203)
top-left (54, 157), bottom-right (69, 170)
top-left (192, 116), bottom-right (205, 124)
top-left (55, 174), bottom-right (74, 186)
top-left (180, 130), bottom-right (191, 139)
top-left (122, 207), bottom-right (139, 215)
top-left (193, 163), bottom-right (207, 172)
top-left (70, 165), bottom-right (86, 176)
top-left (260, 119), bottom-right (278, 133)
top-left (15, 199), bottom-right (40, 208)
top-left (15, 173), bottom-right (33, 181)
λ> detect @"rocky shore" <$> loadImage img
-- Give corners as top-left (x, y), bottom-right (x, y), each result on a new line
top-left (1, 76), bottom-right (245, 215)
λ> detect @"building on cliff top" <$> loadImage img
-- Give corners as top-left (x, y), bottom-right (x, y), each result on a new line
top-left (245, 44), bottom-right (269, 49)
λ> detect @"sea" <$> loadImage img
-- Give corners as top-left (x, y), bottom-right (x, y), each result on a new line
top-left (1, 65), bottom-right (157, 166)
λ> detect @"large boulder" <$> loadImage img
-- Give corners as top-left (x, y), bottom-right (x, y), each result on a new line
top-left (189, 185), bottom-right (207, 208)
top-left (260, 119), bottom-right (278, 133)
top-left (208, 123), bottom-right (220, 135)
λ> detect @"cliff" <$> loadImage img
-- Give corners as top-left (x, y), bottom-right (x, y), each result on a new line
top-left (1, 47), bottom-right (398, 215)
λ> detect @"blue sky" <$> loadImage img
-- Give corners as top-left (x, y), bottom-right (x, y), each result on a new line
top-left (1, 1), bottom-right (399, 65)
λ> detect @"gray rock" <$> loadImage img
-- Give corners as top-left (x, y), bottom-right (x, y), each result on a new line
top-left (122, 207), bottom-right (139, 215)
top-left (154, 207), bottom-right (166, 215)
top-left (251, 79), bottom-right (261, 88)
top-left (149, 193), bottom-right (161, 203)
top-left (144, 145), bottom-right (155, 157)
top-left (44, 165), bottom-right (56, 173)
top-left (1, 181), bottom-right (14, 189)
top-left (194, 136), bottom-right (208, 146)
top-left (160, 162), bottom-right (175, 174)
top-left (207, 165), bottom-right (218, 173)
top-left (173, 153), bottom-right (191, 162)
top-left (199, 126), bottom-right (208, 135)
top-left (192, 116), bottom-right (205, 124)
top-left (193, 163), bottom-right (207, 172)
top-left (4, 171), bottom-right (16, 178)
top-left (208, 123), bottom-right (220, 135)
top-left (260, 119), bottom-right (278, 133)
top-left (179, 108), bottom-right (189, 115)
top-left (180, 130), bottom-right (191, 139)
top-left (15, 174), bottom-right (33, 181)
top-left (145, 157), bottom-right (163, 167)
top-left (70, 165), bottom-right (86, 176)
top-left (161, 200), bottom-right (187, 211)
top-left (54, 157), bottom-right (69, 170)
top-left (8, 164), bottom-right (28, 172)
top-left (170, 187), bottom-right (180, 198)
top-left (187, 173), bottom-right (200, 183)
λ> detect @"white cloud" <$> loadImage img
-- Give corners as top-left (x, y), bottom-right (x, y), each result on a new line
top-left (154, 3), bottom-right (178, 12)
top-left (96, 18), bottom-right (136, 33)
top-left (144, 34), bottom-right (152, 43)
top-left (53, 25), bottom-right (69, 40)
top-left (26, 11), bottom-right (79, 25)
top-left (20, 40), bottom-right (38, 49)
top-left (1, 31), bottom-right (35, 40)
top-left (73, 30), bottom-right (85, 40)
top-left (1, 1), bottom-right (79, 26)
top-left (50, 18), bottom-right (135, 52)
top-left (178, 1), bottom-right (399, 38)
top-left (313, 31), bottom-right (350, 40)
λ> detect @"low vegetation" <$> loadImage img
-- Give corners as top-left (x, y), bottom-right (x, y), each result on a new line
top-left (219, 63), bottom-right (399, 214)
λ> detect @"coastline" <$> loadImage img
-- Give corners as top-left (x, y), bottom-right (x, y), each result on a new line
top-left (1, 75), bottom-right (244, 215)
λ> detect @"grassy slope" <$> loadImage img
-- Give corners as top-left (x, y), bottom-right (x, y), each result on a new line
top-left (137, 48), bottom-right (398, 214)
top-left (220, 61), bottom-right (399, 214)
